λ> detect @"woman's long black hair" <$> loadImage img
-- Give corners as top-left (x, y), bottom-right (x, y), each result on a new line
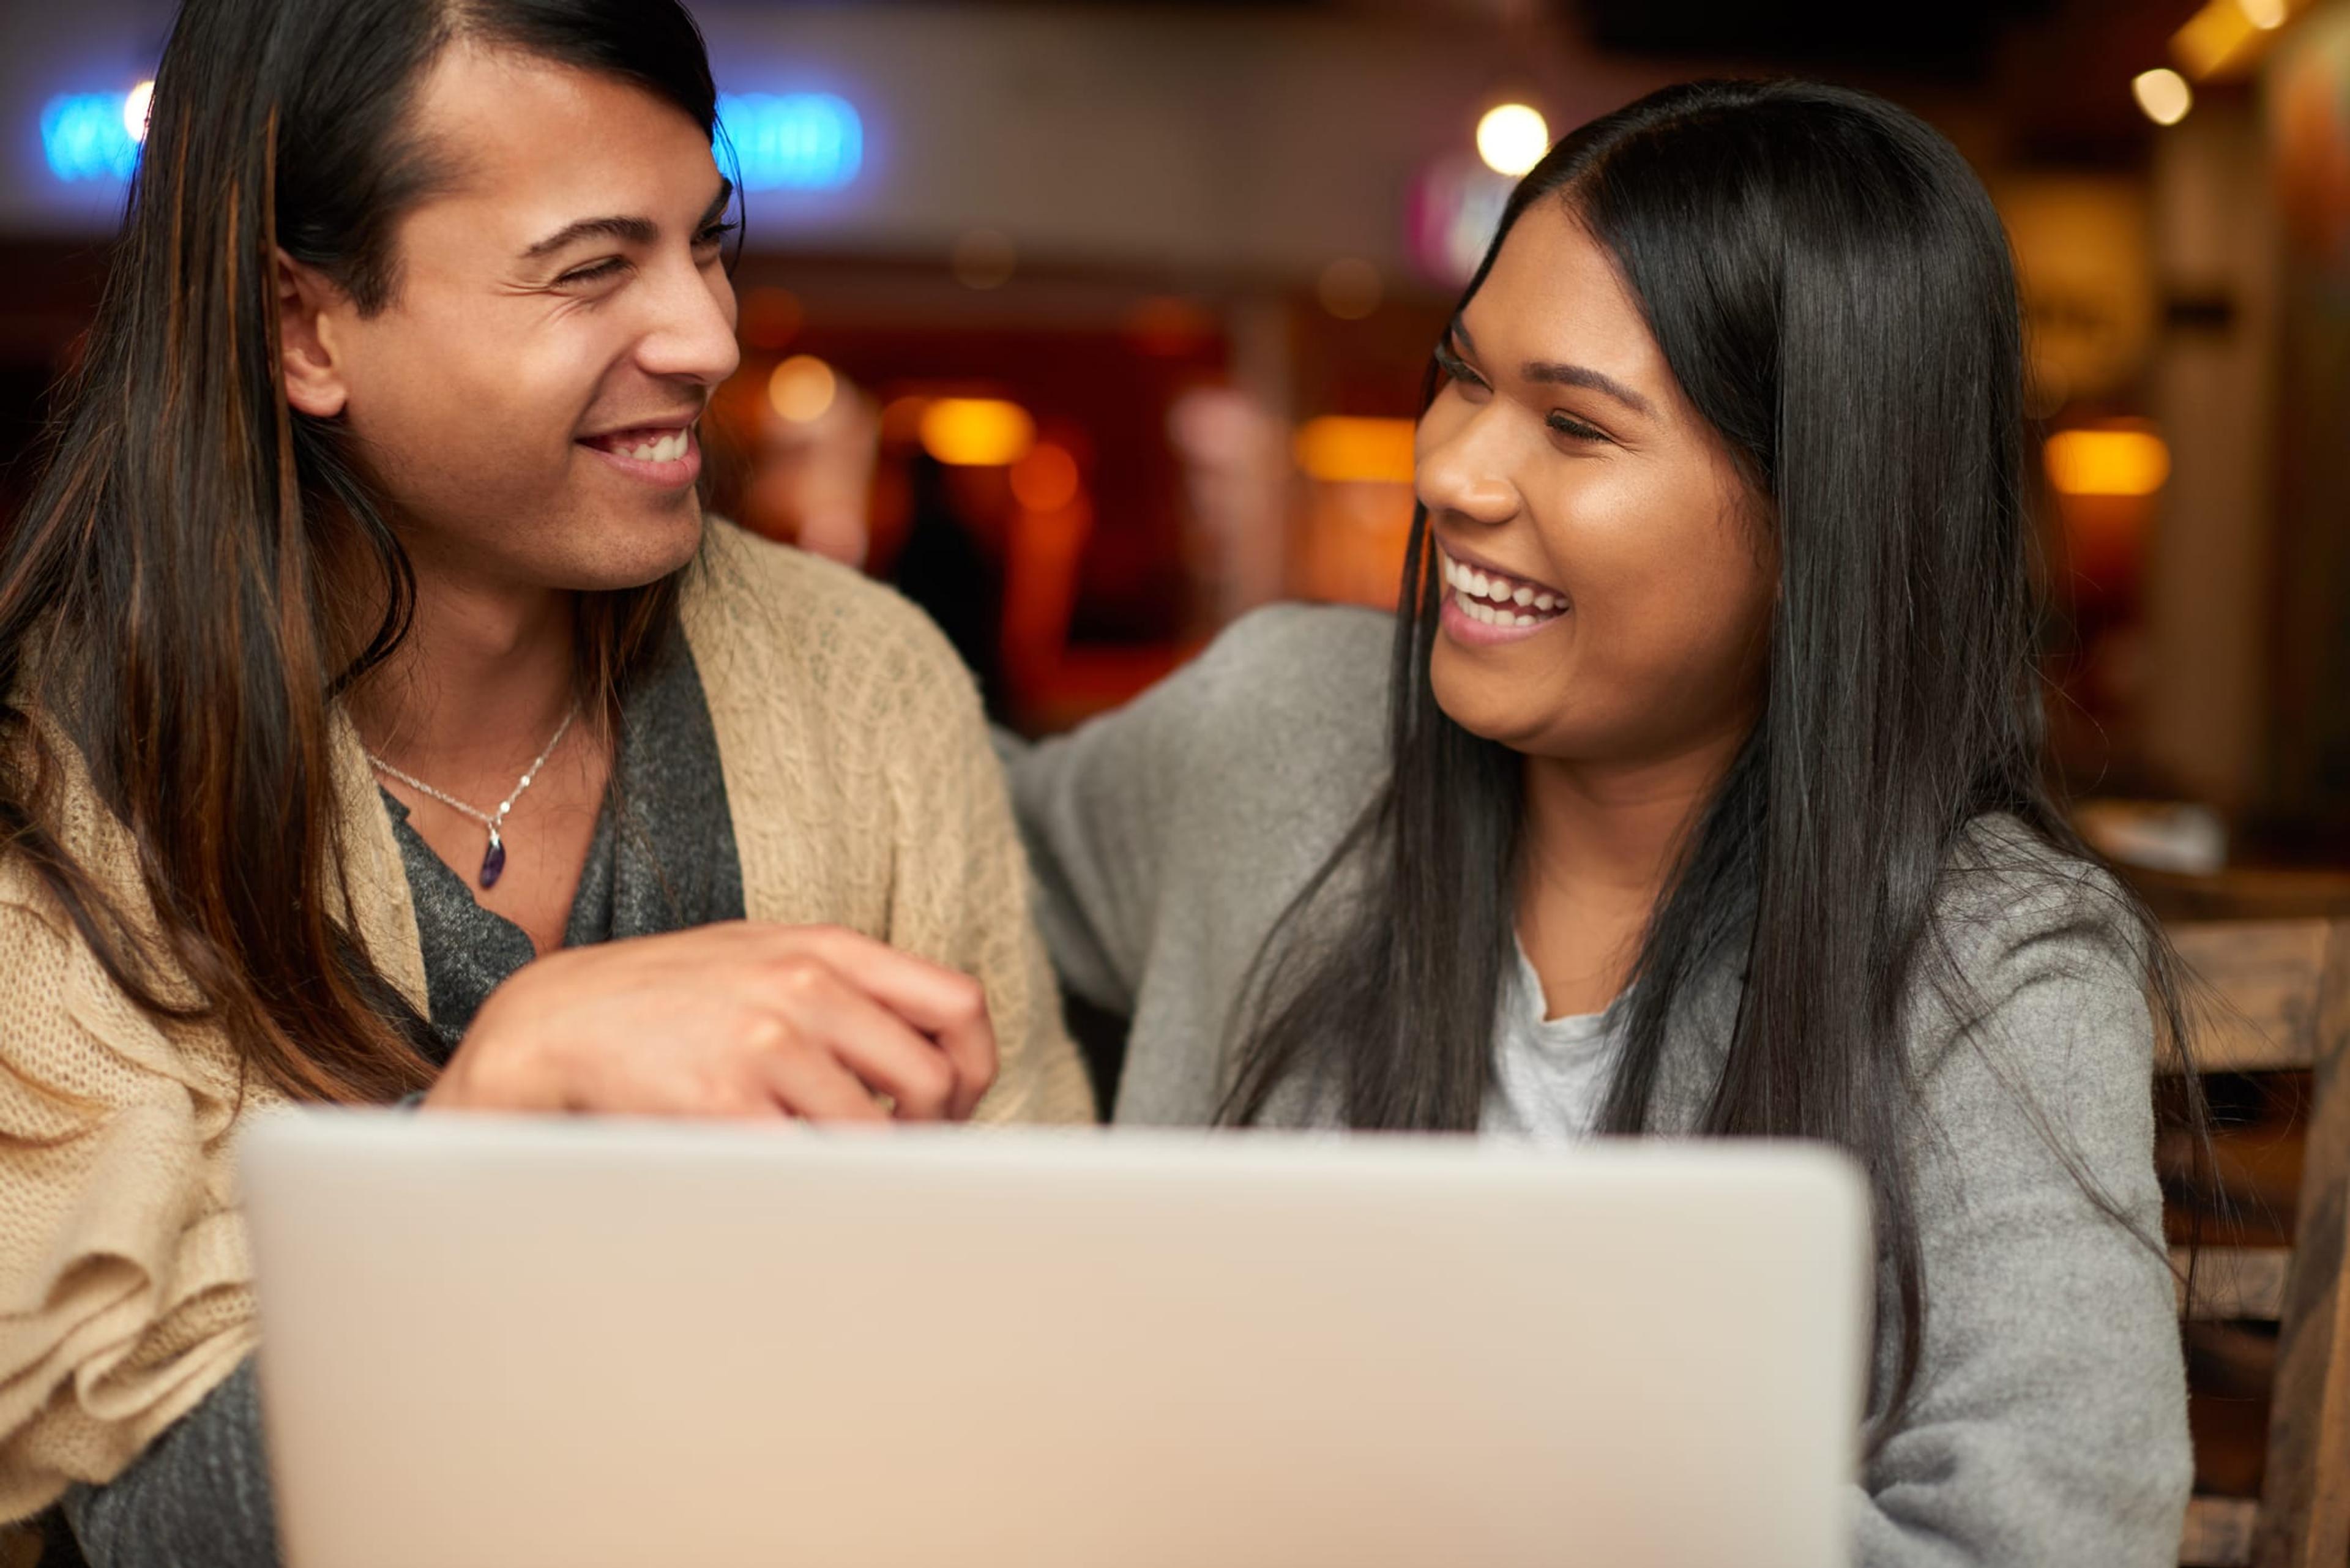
top-left (1223, 78), bottom-right (2203, 1439)
top-left (0, 0), bottom-right (728, 1103)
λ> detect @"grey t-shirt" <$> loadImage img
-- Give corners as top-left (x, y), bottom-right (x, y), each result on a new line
top-left (56, 629), bottom-right (744, 1568)
top-left (1480, 941), bottom-right (1624, 1142)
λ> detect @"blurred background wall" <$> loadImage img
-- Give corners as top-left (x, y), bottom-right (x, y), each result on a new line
top-left (2, 0), bottom-right (2346, 872)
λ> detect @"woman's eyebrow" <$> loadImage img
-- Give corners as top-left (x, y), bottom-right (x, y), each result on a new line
top-left (1450, 319), bottom-right (1657, 418)
top-left (1521, 359), bottom-right (1656, 417)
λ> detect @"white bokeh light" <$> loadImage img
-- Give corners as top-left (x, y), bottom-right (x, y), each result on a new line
top-left (2132, 68), bottom-right (2193, 127)
top-left (122, 80), bottom-right (154, 143)
top-left (1475, 103), bottom-right (1550, 177)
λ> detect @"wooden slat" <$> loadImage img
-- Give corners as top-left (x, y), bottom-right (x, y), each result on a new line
top-left (2158, 1124), bottom-right (2306, 1243)
top-left (2171, 921), bottom-right (2330, 1072)
top-left (2184, 1496), bottom-right (2261, 1567)
top-left (2250, 922), bottom-right (2350, 1568)
top-left (2132, 865), bottom-right (2350, 924)
top-left (2177, 1246), bottom-right (2294, 1321)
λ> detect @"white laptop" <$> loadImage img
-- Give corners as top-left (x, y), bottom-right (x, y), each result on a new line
top-left (239, 1114), bottom-right (1869, 1568)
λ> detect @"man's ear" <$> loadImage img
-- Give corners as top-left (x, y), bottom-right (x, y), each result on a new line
top-left (277, 250), bottom-right (351, 419)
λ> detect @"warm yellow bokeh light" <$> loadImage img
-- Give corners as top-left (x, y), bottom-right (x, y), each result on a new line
top-left (2237, 0), bottom-right (2288, 29)
top-left (2133, 69), bottom-right (2193, 126)
top-left (2045, 428), bottom-right (2171, 496)
top-left (2172, 1), bottom-right (2262, 78)
top-left (1475, 103), bottom-right (1550, 177)
top-left (920, 398), bottom-right (1036, 467)
top-left (1009, 441), bottom-right (1081, 511)
top-left (123, 80), bottom-right (154, 143)
top-left (767, 355), bottom-right (838, 424)
top-left (1294, 416), bottom-right (1417, 485)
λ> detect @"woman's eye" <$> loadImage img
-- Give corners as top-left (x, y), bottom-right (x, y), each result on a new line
top-left (557, 258), bottom-right (627, 287)
top-left (694, 222), bottom-right (740, 252)
top-left (1548, 412), bottom-right (1610, 444)
top-left (1436, 348), bottom-right (1487, 390)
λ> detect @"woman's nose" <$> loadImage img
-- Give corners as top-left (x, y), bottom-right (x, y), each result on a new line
top-left (1414, 413), bottom-right (1519, 529)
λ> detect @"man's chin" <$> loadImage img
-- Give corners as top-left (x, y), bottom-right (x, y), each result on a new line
top-left (559, 501), bottom-right (709, 592)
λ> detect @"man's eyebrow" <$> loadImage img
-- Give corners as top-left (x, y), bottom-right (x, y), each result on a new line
top-left (520, 214), bottom-right (657, 262)
top-left (517, 180), bottom-right (734, 263)
top-left (1447, 318), bottom-right (1657, 419)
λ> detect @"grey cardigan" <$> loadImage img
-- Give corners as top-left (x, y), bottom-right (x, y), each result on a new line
top-left (1006, 603), bottom-right (2193, 1567)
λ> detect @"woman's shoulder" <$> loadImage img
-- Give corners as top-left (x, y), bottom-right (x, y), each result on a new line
top-left (1933, 813), bottom-right (2146, 978)
top-left (1906, 813), bottom-right (2156, 1100)
top-left (1137, 600), bottom-right (1398, 773)
top-left (1187, 599), bottom-right (1396, 701)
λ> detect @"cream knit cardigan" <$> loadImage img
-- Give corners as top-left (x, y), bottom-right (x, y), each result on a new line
top-left (0, 521), bottom-right (1094, 1520)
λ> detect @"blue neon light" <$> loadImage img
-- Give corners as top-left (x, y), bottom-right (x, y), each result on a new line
top-left (717, 92), bottom-right (862, 192)
top-left (41, 92), bottom-right (141, 182)
top-left (39, 86), bottom-right (856, 191)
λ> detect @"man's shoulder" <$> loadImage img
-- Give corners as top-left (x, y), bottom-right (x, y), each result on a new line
top-left (687, 520), bottom-right (972, 704)
top-left (693, 518), bottom-right (941, 644)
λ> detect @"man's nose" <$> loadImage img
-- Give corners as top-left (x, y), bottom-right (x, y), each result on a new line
top-left (636, 263), bottom-right (741, 389)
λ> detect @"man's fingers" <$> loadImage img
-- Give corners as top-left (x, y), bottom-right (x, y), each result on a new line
top-left (759, 966), bottom-right (960, 1121)
top-left (758, 1043), bottom-right (892, 1124)
top-left (783, 928), bottom-right (987, 1028)
top-left (574, 1031), bottom-right (793, 1120)
top-left (444, 924), bottom-right (1001, 1124)
top-left (773, 928), bottom-right (1000, 1120)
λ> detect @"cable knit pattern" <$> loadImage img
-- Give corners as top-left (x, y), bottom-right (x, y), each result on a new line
top-left (0, 520), bottom-right (1091, 1521)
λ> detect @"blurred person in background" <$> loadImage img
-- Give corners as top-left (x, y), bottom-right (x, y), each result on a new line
top-left (0, 0), bottom-right (1089, 1560)
top-left (893, 450), bottom-right (1010, 720)
top-left (1012, 79), bottom-right (2198, 1566)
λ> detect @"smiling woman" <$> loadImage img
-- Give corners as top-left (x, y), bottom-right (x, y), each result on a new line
top-left (0, 0), bottom-right (1089, 1561)
top-left (1009, 78), bottom-right (2204, 1565)
top-left (1414, 209), bottom-right (1774, 775)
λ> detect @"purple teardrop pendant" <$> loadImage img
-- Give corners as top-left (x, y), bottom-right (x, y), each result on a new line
top-left (479, 833), bottom-right (508, 889)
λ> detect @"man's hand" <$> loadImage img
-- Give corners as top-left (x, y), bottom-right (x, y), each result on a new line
top-left (424, 923), bottom-right (997, 1122)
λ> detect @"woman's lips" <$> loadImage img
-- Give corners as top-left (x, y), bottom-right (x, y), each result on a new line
top-left (1436, 543), bottom-right (1567, 644)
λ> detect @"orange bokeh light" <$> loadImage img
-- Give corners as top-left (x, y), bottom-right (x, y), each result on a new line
top-left (1009, 442), bottom-right (1083, 512)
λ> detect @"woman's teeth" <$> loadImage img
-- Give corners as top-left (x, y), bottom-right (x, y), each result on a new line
top-left (1439, 551), bottom-right (1565, 628)
top-left (594, 428), bottom-right (692, 463)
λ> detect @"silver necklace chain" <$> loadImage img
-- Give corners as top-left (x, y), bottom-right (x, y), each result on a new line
top-left (365, 699), bottom-right (580, 859)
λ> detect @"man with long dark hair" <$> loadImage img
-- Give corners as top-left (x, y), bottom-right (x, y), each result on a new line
top-left (0, 1), bottom-right (1091, 1558)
